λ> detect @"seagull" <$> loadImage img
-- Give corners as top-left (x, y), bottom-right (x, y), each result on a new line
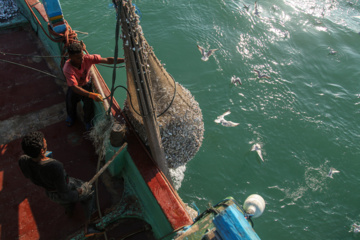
top-left (327, 167), bottom-right (340, 178)
top-left (231, 76), bottom-right (242, 86)
top-left (254, 1), bottom-right (261, 16)
top-left (214, 110), bottom-right (239, 127)
top-left (253, 69), bottom-right (270, 79)
top-left (251, 143), bottom-right (264, 162)
top-left (197, 45), bottom-right (218, 61)
top-left (352, 223), bottom-right (360, 233)
top-left (243, 3), bottom-right (250, 11)
top-left (328, 49), bottom-right (337, 55)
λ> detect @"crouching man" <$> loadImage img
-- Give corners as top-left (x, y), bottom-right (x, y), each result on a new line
top-left (18, 131), bottom-right (103, 237)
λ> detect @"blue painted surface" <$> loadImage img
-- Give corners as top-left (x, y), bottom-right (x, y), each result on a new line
top-left (42, 0), bottom-right (63, 17)
top-left (42, 0), bottom-right (66, 33)
top-left (213, 205), bottom-right (261, 240)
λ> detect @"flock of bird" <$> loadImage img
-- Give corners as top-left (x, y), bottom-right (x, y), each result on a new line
top-left (196, 2), bottom-right (271, 162)
top-left (196, 2), bottom-right (342, 173)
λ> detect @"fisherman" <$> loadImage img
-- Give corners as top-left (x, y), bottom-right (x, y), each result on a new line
top-left (18, 131), bottom-right (103, 237)
top-left (63, 42), bottom-right (125, 131)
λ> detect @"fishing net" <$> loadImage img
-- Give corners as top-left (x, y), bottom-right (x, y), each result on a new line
top-left (119, 1), bottom-right (204, 169)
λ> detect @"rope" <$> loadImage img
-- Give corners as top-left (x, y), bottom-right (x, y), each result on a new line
top-left (107, 0), bottom-right (122, 116)
top-left (24, 0), bottom-right (80, 68)
top-left (97, 63), bottom-right (125, 69)
top-left (0, 51), bottom-right (63, 58)
top-left (0, 59), bottom-right (63, 80)
top-left (157, 74), bottom-right (177, 118)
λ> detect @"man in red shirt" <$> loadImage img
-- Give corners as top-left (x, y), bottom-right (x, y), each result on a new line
top-left (63, 42), bottom-right (124, 131)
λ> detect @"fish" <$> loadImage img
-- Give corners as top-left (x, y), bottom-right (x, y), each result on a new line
top-left (231, 76), bottom-right (242, 86)
top-left (197, 45), bottom-right (218, 61)
top-left (253, 69), bottom-right (270, 79)
top-left (214, 110), bottom-right (239, 127)
top-left (327, 167), bottom-right (340, 178)
top-left (251, 143), bottom-right (264, 162)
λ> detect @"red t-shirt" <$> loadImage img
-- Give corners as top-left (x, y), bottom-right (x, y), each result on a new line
top-left (63, 54), bottom-right (102, 87)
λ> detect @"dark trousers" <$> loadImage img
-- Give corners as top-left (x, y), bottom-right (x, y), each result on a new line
top-left (66, 82), bottom-right (94, 124)
top-left (46, 177), bottom-right (95, 220)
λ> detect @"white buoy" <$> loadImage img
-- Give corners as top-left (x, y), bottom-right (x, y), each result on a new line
top-left (243, 194), bottom-right (266, 218)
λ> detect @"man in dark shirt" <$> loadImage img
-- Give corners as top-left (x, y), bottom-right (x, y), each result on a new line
top-left (19, 131), bottom-right (103, 237)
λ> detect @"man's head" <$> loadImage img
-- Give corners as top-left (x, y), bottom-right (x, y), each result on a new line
top-left (21, 131), bottom-right (46, 158)
top-left (67, 42), bottom-right (84, 67)
top-left (67, 42), bottom-right (83, 55)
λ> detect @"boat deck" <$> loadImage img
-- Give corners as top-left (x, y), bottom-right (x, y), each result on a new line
top-left (0, 24), bottom-right (154, 239)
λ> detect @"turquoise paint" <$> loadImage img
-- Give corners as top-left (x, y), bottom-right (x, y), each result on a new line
top-left (104, 143), bottom-right (127, 176)
top-left (122, 152), bottom-right (174, 240)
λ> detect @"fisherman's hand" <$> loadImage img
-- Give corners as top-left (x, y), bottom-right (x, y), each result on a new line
top-left (80, 182), bottom-right (93, 196)
top-left (88, 92), bottom-right (103, 102)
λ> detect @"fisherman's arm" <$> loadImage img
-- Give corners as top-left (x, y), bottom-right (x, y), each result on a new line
top-left (71, 85), bottom-right (103, 102)
top-left (99, 57), bottom-right (124, 64)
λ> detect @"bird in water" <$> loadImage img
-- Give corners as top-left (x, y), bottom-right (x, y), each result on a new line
top-left (327, 167), bottom-right (340, 178)
top-left (197, 45), bottom-right (218, 61)
top-left (214, 110), bottom-right (239, 127)
top-left (351, 223), bottom-right (360, 233)
top-left (231, 76), bottom-right (242, 86)
top-left (328, 49), bottom-right (337, 55)
top-left (251, 143), bottom-right (264, 162)
top-left (254, 1), bottom-right (261, 16)
top-left (243, 3), bottom-right (250, 11)
top-left (253, 69), bottom-right (270, 79)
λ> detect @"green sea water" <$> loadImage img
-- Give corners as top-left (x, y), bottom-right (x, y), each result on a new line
top-left (61, 0), bottom-right (360, 239)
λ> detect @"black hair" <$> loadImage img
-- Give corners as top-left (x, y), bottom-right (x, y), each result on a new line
top-left (21, 131), bottom-right (45, 158)
top-left (67, 42), bottom-right (83, 55)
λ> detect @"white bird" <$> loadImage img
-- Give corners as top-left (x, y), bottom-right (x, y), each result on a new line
top-left (251, 143), bottom-right (264, 162)
top-left (197, 45), bottom-right (218, 61)
top-left (352, 223), bottom-right (360, 233)
top-left (231, 76), bottom-right (242, 86)
top-left (214, 110), bottom-right (239, 127)
top-left (328, 167), bottom-right (340, 178)
top-left (328, 49), bottom-right (337, 55)
top-left (253, 69), bottom-right (270, 79)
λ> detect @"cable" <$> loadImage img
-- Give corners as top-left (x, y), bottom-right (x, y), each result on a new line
top-left (107, 0), bottom-right (122, 116)
top-left (0, 58), bottom-right (63, 80)
top-left (104, 85), bottom-right (142, 116)
top-left (0, 51), bottom-right (63, 58)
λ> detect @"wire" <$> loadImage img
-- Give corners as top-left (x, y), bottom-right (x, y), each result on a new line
top-left (0, 51), bottom-right (63, 58)
top-left (104, 85), bottom-right (142, 116)
top-left (107, 0), bottom-right (122, 116)
top-left (0, 58), bottom-right (63, 80)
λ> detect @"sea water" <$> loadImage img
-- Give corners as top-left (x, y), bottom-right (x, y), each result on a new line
top-left (60, 0), bottom-right (360, 239)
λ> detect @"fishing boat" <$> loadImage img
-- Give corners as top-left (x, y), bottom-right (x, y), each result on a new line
top-left (0, 0), bottom-right (265, 239)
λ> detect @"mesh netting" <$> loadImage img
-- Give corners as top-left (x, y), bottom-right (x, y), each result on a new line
top-left (120, 1), bottom-right (204, 168)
